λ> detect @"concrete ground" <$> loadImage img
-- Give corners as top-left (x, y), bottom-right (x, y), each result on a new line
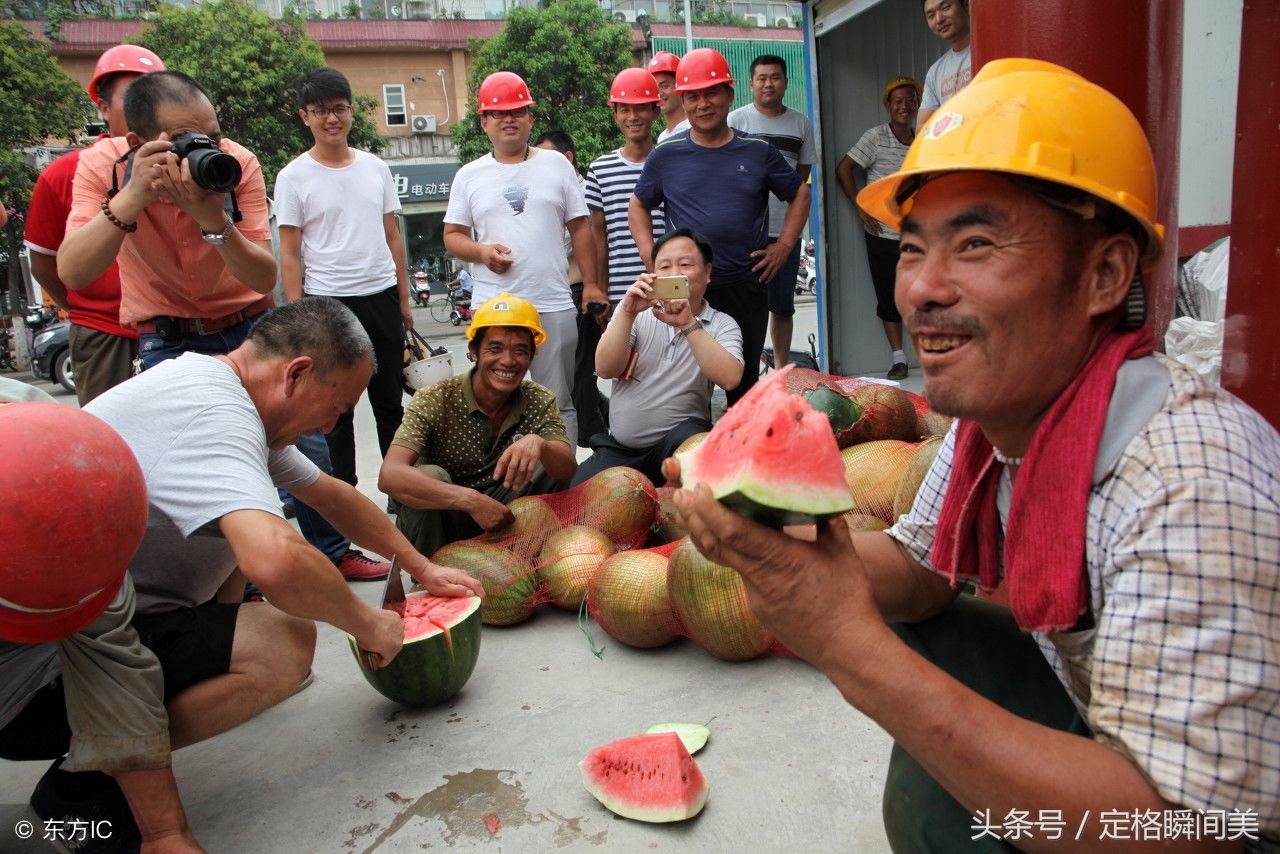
top-left (2, 297), bottom-right (924, 852)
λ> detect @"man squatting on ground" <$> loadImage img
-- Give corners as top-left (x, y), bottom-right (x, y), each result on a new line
top-left (672, 59), bottom-right (1279, 850)
top-left (443, 71), bottom-right (603, 444)
top-left (23, 45), bottom-right (165, 406)
top-left (381, 294), bottom-right (578, 557)
top-left (2, 300), bottom-right (484, 850)
top-left (573, 228), bottom-right (742, 488)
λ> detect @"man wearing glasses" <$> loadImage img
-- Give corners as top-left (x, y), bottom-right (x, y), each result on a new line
top-left (443, 71), bottom-right (603, 446)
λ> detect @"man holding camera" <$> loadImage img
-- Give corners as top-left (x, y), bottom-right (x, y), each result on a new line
top-left (58, 71), bottom-right (276, 368)
top-left (573, 228), bottom-right (741, 487)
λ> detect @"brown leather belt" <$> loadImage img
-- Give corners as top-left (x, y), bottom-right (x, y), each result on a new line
top-left (137, 295), bottom-right (273, 338)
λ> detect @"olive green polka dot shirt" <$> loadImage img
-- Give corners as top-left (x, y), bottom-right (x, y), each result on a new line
top-left (391, 367), bottom-right (569, 493)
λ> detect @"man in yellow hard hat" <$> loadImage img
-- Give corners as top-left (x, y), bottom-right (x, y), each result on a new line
top-left (380, 293), bottom-right (578, 555)
top-left (672, 59), bottom-right (1279, 849)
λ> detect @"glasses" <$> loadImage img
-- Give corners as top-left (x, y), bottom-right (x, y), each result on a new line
top-left (483, 107), bottom-right (530, 119)
top-left (307, 104), bottom-right (352, 118)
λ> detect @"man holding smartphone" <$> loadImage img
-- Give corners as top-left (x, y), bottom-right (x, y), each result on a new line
top-left (573, 228), bottom-right (742, 487)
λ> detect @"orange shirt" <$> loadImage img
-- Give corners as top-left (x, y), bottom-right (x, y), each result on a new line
top-left (68, 136), bottom-right (271, 327)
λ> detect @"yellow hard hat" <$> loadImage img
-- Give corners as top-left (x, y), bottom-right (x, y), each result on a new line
top-left (882, 76), bottom-right (921, 105)
top-left (858, 58), bottom-right (1163, 258)
top-left (466, 292), bottom-right (547, 346)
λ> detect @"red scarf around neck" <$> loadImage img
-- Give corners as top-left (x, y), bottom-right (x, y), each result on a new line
top-left (929, 328), bottom-right (1155, 633)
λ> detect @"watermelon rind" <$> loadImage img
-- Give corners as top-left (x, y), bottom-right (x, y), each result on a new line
top-left (676, 367), bottom-right (854, 528)
top-left (580, 732), bottom-right (709, 823)
top-left (644, 722), bottom-right (710, 755)
top-left (348, 593), bottom-right (482, 708)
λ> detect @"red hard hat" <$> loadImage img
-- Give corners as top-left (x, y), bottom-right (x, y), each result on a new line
top-left (609, 68), bottom-right (661, 105)
top-left (88, 44), bottom-right (165, 103)
top-left (647, 51), bottom-right (680, 76)
top-left (0, 403), bottom-right (147, 644)
top-left (477, 71), bottom-right (536, 113)
top-left (674, 48), bottom-right (735, 92)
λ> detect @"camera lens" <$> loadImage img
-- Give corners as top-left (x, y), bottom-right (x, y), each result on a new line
top-left (186, 148), bottom-right (242, 193)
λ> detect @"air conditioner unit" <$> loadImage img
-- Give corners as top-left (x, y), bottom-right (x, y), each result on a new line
top-left (411, 114), bottom-right (438, 133)
top-left (614, 9), bottom-right (639, 22)
top-left (775, 16), bottom-right (795, 27)
top-left (745, 12), bottom-right (767, 26)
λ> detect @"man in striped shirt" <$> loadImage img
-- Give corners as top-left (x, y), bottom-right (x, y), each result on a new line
top-left (579, 68), bottom-right (666, 446)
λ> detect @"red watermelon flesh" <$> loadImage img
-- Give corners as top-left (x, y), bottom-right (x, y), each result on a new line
top-left (580, 732), bottom-right (709, 823)
top-left (401, 593), bottom-right (478, 642)
top-left (676, 365), bottom-right (854, 527)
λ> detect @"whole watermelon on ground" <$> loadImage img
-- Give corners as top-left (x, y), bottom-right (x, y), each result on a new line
top-left (483, 495), bottom-right (561, 564)
top-left (892, 436), bottom-right (945, 519)
top-left (839, 440), bottom-right (917, 524)
top-left (802, 384), bottom-right (862, 446)
top-left (587, 549), bottom-right (682, 648)
top-left (676, 366), bottom-right (854, 527)
top-left (842, 384), bottom-right (920, 445)
top-left (348, 592), bottom-right (482, 707)
top-left (537, 525), bottom-right (615, 610)
top-left (432, 541), bottom-right (536, 626)
top-left (580, 732), bottom-right (708, 823)
top-left (667, 538), bottom-right (773, 661)
top-left (579, 467), bottom-right (659, 547)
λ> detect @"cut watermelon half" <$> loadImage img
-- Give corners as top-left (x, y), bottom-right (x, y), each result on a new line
top-left (580, 732), bottom-right (709, 823)
top-left (348, 592), bottom-right (482, 708)
top-left (677, 365), bottom-right (854, 526)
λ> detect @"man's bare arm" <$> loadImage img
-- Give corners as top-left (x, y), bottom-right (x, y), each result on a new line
top-left (277, 225), bottom-right (304, 302)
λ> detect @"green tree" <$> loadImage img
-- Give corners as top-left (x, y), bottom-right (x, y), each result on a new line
top-left (136, 0), bottom-right (384, 189)
top-left (0, 21), bottom-right (91, 303)
top-left (452, 0), bottom-right (634, 168)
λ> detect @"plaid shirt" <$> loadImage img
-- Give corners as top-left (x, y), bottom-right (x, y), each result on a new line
top-left (890, 356), bottom-right (1280, 845)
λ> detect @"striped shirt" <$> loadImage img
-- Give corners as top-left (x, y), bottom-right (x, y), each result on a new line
top-left (889, 356), bottom-right (1280, 847)
top-left (847, 124), bottom-right (913, 238)
top-left (585, 149), bottom-right (665, 301)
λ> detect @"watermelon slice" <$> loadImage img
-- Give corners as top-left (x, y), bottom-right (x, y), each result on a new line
top-left (676, 365), bottom-right (854, 526)
top-left (644, 722), bottom-right (711, 755)
top-left (580, 732), bottom-right (709, 823)
top-left (348, 592), bottom-right (482, 707)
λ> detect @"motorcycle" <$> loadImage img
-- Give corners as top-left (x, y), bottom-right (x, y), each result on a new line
top-left (411, 271), bottom-right (433, 307)
top-left (794, 254), bottom-right (817, 296)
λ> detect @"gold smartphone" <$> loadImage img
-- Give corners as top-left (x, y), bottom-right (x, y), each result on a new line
top-left (650, 275), bottom-right (690, 301)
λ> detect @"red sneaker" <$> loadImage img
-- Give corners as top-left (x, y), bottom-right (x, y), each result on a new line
top-left (336, 550), bottom-right (390, 581)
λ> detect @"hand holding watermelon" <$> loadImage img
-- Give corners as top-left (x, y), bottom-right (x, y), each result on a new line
top-left (352, 606), bottom-right (408, 670)
top-left (671, 484), bottom-right (887, 670)
top-left (405, 558), bottom-right (487, 600)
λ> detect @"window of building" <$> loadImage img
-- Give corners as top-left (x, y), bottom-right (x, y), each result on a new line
top-left (383, 84), bottom-right (407, 127)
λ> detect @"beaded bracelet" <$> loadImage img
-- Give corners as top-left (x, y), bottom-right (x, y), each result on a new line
top-left (100, 197), bottom-right (137, 233)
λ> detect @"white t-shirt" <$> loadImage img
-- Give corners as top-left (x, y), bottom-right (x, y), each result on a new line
top-left (727, 104), bottom-right (815, 238)
top-left (609, 304), bottom-right (742, 448)
top-left (86, 354), bottom-right (320, 614)
top-left (922, 44), bottom-right (973, 112)
top-left (657, 119), bottom-right (691, 143)
top-left (273, 149), bottom-right (400, 297)
top-left (444, 147), bottom-right (589, 313)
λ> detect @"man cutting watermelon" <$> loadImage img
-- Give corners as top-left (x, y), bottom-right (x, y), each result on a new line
top-left (671, 59), bottom-right (1279, 850)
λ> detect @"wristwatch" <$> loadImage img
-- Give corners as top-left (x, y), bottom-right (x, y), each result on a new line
top-left (200, 217), bottom-right (234, 245)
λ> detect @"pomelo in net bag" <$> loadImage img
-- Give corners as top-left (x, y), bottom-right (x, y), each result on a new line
top-left (580, 732), bottom-right (708, 823)
top-left (667, 538), bottom-right (772, 661)
top-left (348, 592), bottom-right (481, 707)
top-left (431, 541), bottom-right (536, 626)
top-left (676, 366), bottom-right (853, 527)
top-left (579, 466), bottom-right (659, 546)
top-left (537, 525), bottom-right (614, 610)
top-left (586, 550), bottom-right (682, 648)
top-left (483, 495), bottom-right (561, 564)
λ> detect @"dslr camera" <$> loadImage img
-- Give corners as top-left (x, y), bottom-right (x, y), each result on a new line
top-left (168, 132), bottom-right (241, 193)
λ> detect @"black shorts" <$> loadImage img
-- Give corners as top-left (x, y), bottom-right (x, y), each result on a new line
top-left (0, 603), bottom-right (239, 762)
top-left (864, 232), bottom-right (902, 323)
